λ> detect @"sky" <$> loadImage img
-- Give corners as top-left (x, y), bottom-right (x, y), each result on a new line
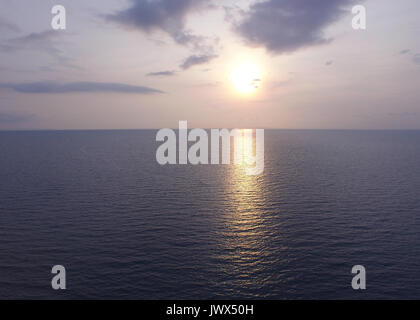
top-left (0, 0), bottom-right (419, 130)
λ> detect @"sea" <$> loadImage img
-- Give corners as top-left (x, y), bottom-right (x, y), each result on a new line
top-left (0, 130), bottom-right (419, 299)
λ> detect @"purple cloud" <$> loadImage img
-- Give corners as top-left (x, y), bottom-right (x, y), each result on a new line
top-left (235, 0), bottom-right (357, 54)
top-left (0, 82), bottom-right (164, 94)
top-left (180, 54), bottom-right (217, 70)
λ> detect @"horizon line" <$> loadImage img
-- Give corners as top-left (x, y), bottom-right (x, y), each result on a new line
top-left (1, 128), bottom-right (420, 132)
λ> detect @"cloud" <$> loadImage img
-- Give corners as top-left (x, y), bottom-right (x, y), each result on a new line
top-left (0, 30), bottom-right (55, 52)
top-left (235, 0), bottom-right (356, 54)
top-left (223, 5), bottom-right (246, 23)
top-left (0, 112), bottom-right (35, 123)
top-left (107, 0), bottom-right (210, 49)
top-left (0, 30), bottom-right (78, 69)
top-left (146, 70), bottom-right (176, 77)
top-left (326, 60), bottom-right (334, 66)
top-left (180, 54), bottom-right (217, 70)
top-left (108, 1), bottom-right (220, 71)
top-left (400, 49), bottom-right (410, 55)
top-left (0, 82), bottom-right (164, 94)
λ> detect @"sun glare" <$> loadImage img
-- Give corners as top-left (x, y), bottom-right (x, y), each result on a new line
top-left (231, 63), bottom-right (262, 94)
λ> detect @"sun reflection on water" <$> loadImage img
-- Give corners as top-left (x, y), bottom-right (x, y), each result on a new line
top-left (214, 130), bottom-right (272, 294)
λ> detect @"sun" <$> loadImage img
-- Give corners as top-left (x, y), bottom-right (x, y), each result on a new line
top-left (231, 63), bottom-right (262, 94)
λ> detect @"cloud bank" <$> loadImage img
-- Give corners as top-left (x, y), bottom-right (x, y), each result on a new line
top-left (235, 0), bottom-right (356, 54)
top-left (0, 82), bottom-right (164, 94)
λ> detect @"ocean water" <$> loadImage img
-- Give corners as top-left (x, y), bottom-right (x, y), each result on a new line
top-left (0, 130), bottom-right (419, 299)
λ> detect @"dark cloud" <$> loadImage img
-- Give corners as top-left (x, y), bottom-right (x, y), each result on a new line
top-left (108, 0), bottom-right (203, 31)
top-left (146, 70), bottom-right (176, 77)
top-left (108, 1), bottom-right (220, 70)
top-left (107, 0), bottom-right (210, 49)
top-left (400, 49), bottom-right (410, 55)
top-left (180, 54), bottom-right (217, 70)
top-left (0, 82), bottom-right (164, 94)
top-left (235, 0), bottom-right (356, 54)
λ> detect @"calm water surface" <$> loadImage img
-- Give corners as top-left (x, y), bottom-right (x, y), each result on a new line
top-left (0, 130), bottom-right (419, 299)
